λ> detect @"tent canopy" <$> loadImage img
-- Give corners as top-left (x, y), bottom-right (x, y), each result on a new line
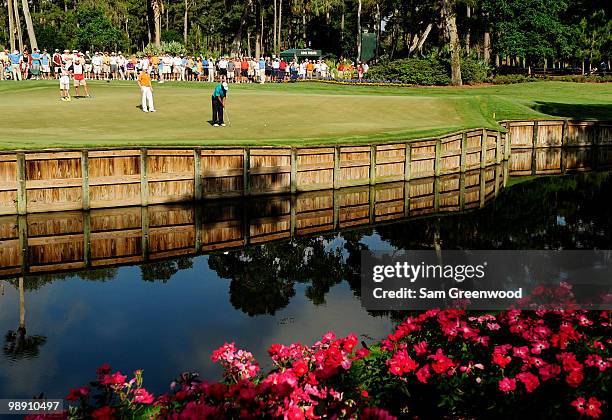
top-left (279, 48), bottom-right (322, 60)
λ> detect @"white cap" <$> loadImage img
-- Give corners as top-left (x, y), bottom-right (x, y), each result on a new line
top-left (222, 82), bottom-right (228, 90)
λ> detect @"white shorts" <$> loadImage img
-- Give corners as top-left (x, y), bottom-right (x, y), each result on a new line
top-left (163, 66), bottom-right (171, 74)
top-left (60, 76), bottom-right (70, 90)
top-left (84, 64), bottom-right (92, 72)
top-left (41, 65), bottom-right (50, 73)
top-left (93, 65), bottom-right (101, 74)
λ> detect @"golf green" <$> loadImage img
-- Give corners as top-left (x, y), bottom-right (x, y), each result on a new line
top-left (0, 80), bottom-right (611, 149)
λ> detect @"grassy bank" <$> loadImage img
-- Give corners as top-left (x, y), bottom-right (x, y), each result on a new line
top-left (0, 81), bottom-right (610, 149)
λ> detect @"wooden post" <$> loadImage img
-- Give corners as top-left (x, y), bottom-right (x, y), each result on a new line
top-left (532, 121), bottom-right (539, 148)
top-left (18, 214), bottom-right (28, 273)
top-left (503, 160), bottom-right (509, 188)
top-left (494, 165), bottom-right (500, 197)
top-left (140, 148), bottom-right (149, 207)
top-left (141, 206), bottom-right (149, 261)
top-left (81, 151), bottom-right (90, 211)
top-left (404, 143), bottom-right (411, 181)
top-left (562, 120), bottom-right (568, 147)
top-left (480, 129), bottom-right (487, 169)
top-left (495, 131), bottom-right (502, 164)
top-left (435, 138), bottom-right (442, 176)
top-left (194, 148), bottom-right (202, 202)
top-left (459, 173), bottom-right (465, 211)
top-left (369, 145), bottom-right (376, 185)
top-left (243, 148), bottom-right (250, 196)
top-left (16, 153), bottom-right (26, 215)
top-left (290, 148), bottom-right (298, 194)
top-left (83, 211), bottom-right (91, 267)
top-left (333, 146), bottom-right (341, 189)
top-left (460, 132), bottom-right (467, 173)
top-left (504, 130), bottom-right (511, 161)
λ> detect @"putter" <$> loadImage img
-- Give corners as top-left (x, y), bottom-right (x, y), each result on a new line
top-left (224, 106), bottom-right (232, 127)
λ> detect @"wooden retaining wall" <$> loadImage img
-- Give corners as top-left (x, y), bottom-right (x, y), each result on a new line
top-left (0, 128), bottom-right (507, 215)
top-left (0, 165), bottom-right (506, 279)
top-left (0, 120), bottom-right (609, 215)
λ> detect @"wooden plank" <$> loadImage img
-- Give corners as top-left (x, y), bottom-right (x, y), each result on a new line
top-left (26, 152), bottom-right (81, 160)
top-left (202, 168), bottom-right (244, 178)
top-left (28, 233), bottom-right (84, 246)
top-left (250, 149), bottom-right (291, 156)
top-left (297, 147), bottom-right (335, 155)
top-left (147, 172), bottom-right (194, 182)
top-left (88, 150), bottom-right (140, 158)
top-left (148, 149), bottom-right (194, 156)
top-left (243, 149), bottom-right (250, 195)
top-left (297, 161), bottom-right (335, 171)
top-left (201, 149), bottom-right (244, 156)
top-left (291, 149), bottom-right (297, 194)
top-left (26, 178), bottom-right (83, 189)
top-left (88, 174), bottom-right (141, 186)
top-left (340, 159), bottom-right (371, 168)
top-left (249, 165), bottom-right (292, 175)
top-left (0, 181), bottom-right (17, 192)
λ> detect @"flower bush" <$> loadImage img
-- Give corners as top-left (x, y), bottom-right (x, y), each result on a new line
top-left (29, 308), bottom-right (609, 419)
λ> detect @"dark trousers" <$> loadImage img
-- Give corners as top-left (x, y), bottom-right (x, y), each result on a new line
top-left (212, 96), bottom-right (223, 124)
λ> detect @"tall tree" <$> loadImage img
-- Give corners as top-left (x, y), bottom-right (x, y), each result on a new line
top-left (6, 0), bottom-right (16, 51)
top-left (441, 0), bottom-right (462, 86)
top-left (21, 0), bottom-right (37, 50)
top-left (12, 0), bottom-right (23, 51)
top-left (356, 0), bottom-right (362, 61)
top-left (149, 0), bottom-right (162, 47)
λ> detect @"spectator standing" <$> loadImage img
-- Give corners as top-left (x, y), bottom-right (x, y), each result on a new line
top-left (53, 50), bottom-right (62, 79)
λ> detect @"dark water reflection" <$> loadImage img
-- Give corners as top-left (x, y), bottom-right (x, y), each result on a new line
top-left (1, 171), bottom-right (612, 398)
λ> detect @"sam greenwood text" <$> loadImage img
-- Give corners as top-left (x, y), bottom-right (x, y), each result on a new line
top-left (372, 287), bottom-right (523, 299)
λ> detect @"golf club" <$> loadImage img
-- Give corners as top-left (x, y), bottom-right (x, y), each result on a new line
top-left (224, 105), bottom-right (232, 127)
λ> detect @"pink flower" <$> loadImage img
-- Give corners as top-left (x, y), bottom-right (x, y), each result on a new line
top-left (413, 341), bottom-right (428, 356)
top-left (100, 372), bottom-right (127, 386)
top-left (573, 397), bottom-right (603, 418)
top-left (133, 388), bottom-right (154, 404)
top-left (498, 377), bottom-right (516, 392)
top-left (492, 353), bottom-right (511, 369)
top-left (416, 365), bottom-right (431, 383)
top-left (516, 372), bottom-right (540, 393)
top-left (292, 360), bottom-right (309, 377)
top-left (566, 370), bottom-right (584, 387)
top-left (429, 349), bottom-right (454, 374)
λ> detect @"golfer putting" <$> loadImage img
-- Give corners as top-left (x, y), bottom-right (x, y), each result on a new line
top-left (211, 81), bottom-right (228, 127)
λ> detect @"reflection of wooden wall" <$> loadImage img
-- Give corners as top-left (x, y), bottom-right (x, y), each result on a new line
top-left (0, 166), bottom-right (508, 279)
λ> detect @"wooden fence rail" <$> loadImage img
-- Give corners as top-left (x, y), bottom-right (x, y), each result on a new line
top-left (0, 120), bottom-right (608, 215)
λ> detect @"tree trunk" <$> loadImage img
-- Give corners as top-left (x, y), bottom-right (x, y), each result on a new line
top-left (441, 0), bottom-right (461, 86)
top-left (12, 0), bottom-right (23, 51)
top-left (409, 24), bottom-right (432, 55)
top-left (273, 0), bottom-right (277, 54)
top-left (7, 0), bottom-right (16, 51)
top-left (483, 31), bottom-right (491, 64)
top-left (375, 3), bottom-right (380, 61)
top-left (357, 0), bottom-right (362, 62)
top-left (465, 5), bottom-right (471, 54)
top-left (150, 0), bottom-right (162, 47)
top-left (302, 7), bottom-right (307, 47)
top-left (277, 0), bottom-right (282, 54)
top-left (232, 0), bottom-right (252, 55)
top-left (340, 9), bottom-right (344, 56)
top-left (183, 0), bottom-right (189, 46)
top-left (255, 1), bottom-right (261, 59)
top-left (21, 0), bottom-right (37, 50)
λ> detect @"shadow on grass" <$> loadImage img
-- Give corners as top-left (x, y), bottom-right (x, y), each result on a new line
top-left (532, 102), bottom-right (612, 120)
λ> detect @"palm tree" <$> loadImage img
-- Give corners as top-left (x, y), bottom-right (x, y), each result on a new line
top-left (21, 0), bottom-right (37, 50)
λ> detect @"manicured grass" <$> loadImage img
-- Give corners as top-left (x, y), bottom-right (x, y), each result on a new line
top-left (0, 80), bottom-right (610, 149)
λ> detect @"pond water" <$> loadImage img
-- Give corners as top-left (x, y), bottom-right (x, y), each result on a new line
top-left (1, 171), bottom-right (611, 399)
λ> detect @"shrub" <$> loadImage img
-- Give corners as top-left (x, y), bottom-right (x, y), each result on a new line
top-left (461, 57), bottom-right (490, 85)
top-left (368, 57), bottom-right (451, 85)
top-left (39, 287), bottom-right (610, 419)
top-left (143, 41), bottom-right (187, 56)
